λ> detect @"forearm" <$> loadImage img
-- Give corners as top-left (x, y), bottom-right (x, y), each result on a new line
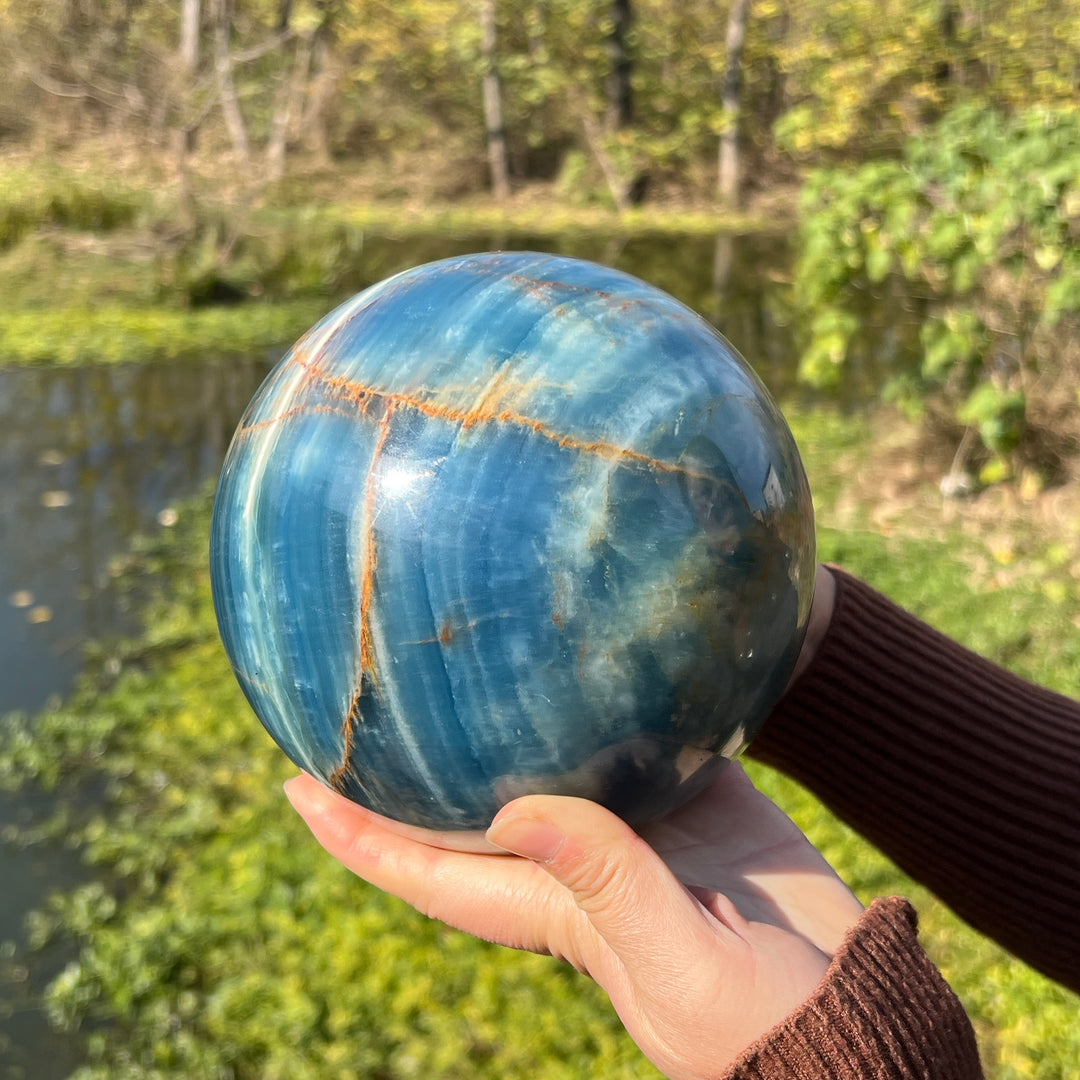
top-left (749, 567), bottom-right (1080, 991)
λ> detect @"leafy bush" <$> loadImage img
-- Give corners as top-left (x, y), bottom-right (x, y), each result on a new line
top-left (793, 103), bottom-right (1080, 485)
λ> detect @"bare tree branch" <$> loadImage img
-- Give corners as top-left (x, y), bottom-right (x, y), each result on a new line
top-left (231, 29), bottom-right (295, 66)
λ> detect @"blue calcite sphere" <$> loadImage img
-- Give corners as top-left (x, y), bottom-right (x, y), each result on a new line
top-left (210, 252), bottom-right (815, 847)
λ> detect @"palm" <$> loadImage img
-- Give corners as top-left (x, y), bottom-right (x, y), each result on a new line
top-left (642, 764), bottom-right (858, 956)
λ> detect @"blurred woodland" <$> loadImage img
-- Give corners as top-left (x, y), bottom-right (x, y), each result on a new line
top-left (2, 0), bottom-right (1080, 206)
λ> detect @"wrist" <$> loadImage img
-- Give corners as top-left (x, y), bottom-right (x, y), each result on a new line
top-left (788, 564), bottom-right (836, 688)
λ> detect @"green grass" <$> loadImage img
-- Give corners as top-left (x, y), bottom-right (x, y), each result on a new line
top-left (0, 165), bottom-right (149, 251)
top-left (1, 409), bottom-right (1078, 1078)
top-left (306, 198), bottom-right (768, 240)
top-left (0, 301), bottom-right (330, 366)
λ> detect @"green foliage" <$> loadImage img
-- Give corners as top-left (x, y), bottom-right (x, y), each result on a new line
top-left (3, 411), bottom-right (1079, 1078)
top-left (0, 301), bottom-right (328, 366)
top-left (0, 164), bottom-right (371, 321)
top-left (0, 159), bottom-right (767, 368)
top-left (957, 382), bottom-right (1026, 469)
top-left (0, 166), bottom-right (148, 250)
top-left (161, 208), bottom-right (372, 307)
top-left (769, 0), bottom-right (951, 158)
top-left (771, 0), bottom-right (1080, 161)
top-left (9, 0), bottom-right (1080, 208)
top-left (793, 102), bottom-right (1080, 481)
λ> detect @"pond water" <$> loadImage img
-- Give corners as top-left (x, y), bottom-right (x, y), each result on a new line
top-left (0, 229), bottom-right (898, 1078)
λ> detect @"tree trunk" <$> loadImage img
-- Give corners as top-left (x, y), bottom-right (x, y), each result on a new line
top-left (179, 0), bottom-right (200, 74)
top-left (718, 0), bottom-right (749, 205)
top-left (580, 107), bottom-right (630, 213)
top-left (212, 0), bottom-right (250, 164)
top-left (266, 32), bottom-right (313, 181)
top-left (936, 1), bottom-right (961, 87)
top-left (605, 0), bottom-right (633, 130)
top-left (604, 0), bottom-right (646, 205)
top-left (301, 31), bottom-right (335, 163)
top-left (174, 0), bottom-right (201, 225)
top-left (480, 0), bottom-right (510, 201)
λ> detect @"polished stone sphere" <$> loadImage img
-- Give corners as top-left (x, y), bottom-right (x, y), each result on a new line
top-left (210, 252), bottom-right (815, 848)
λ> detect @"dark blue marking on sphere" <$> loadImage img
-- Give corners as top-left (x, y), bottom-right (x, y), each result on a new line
top-left (210, 252), bottom-right (815, 842)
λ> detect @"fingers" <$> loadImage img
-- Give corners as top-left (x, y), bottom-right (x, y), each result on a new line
top-left (484, 794), bottom-right (792, 1078)
top-left (283, 773), bottom-right (567, 953)
top-left (284, 775), bottom-right (737, 992)
top-left (788, 563), bottom-right (836, 687)
top-left (486, 794), bottom-right (740, 988)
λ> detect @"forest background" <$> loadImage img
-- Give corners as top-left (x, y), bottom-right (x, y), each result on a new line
top-left (1, 2), bottom-right (1080, 1079)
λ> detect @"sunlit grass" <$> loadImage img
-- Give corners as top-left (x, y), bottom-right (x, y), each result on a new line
top-left (0, 302), bottom-right (329, 365)
top-left (327, 197), bottom-right (767, 239)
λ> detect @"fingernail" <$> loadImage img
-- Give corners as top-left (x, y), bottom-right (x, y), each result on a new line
top-left (486, 816), bottom-right (565, 862)
top-left (282, 775), bottom-right (307, 805)
top-left (283, 775), bottom-right (333, 816)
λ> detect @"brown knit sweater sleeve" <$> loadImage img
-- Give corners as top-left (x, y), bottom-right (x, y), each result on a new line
top-left (749, 568), bottom-right (1080, 992)
top-left (724, 897), bottom-right (982, 1080)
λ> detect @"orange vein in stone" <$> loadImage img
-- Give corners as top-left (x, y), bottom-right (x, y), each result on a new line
top-left (232, 403), bottom-right (358, 442)
top-left (286, 358), bottom-right (689, 478)
top-left (332, 399), bottom-right (396, 786)
top-left (359, 402), bottom-right (394, 688)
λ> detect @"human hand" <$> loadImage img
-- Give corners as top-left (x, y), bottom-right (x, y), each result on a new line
top-left (285, 758), bottom-right (862, 1080)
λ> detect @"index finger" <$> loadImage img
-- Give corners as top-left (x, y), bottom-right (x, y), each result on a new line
top-left (283, 773), bottom-right (578, 955)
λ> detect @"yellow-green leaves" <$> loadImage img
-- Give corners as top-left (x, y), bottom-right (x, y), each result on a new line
top-left (793, 102), bottom-right (1080, 487)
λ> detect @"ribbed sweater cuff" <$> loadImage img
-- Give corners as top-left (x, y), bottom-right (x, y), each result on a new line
top-left (724, 898), bottom-right (982, 1080)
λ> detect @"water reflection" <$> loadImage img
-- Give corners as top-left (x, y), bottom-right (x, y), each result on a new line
top-left (0, 359), bottom-right (269, 715)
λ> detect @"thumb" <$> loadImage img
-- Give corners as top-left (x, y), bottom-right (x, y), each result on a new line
top-left (485, 795), bottom-right (737, 987)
